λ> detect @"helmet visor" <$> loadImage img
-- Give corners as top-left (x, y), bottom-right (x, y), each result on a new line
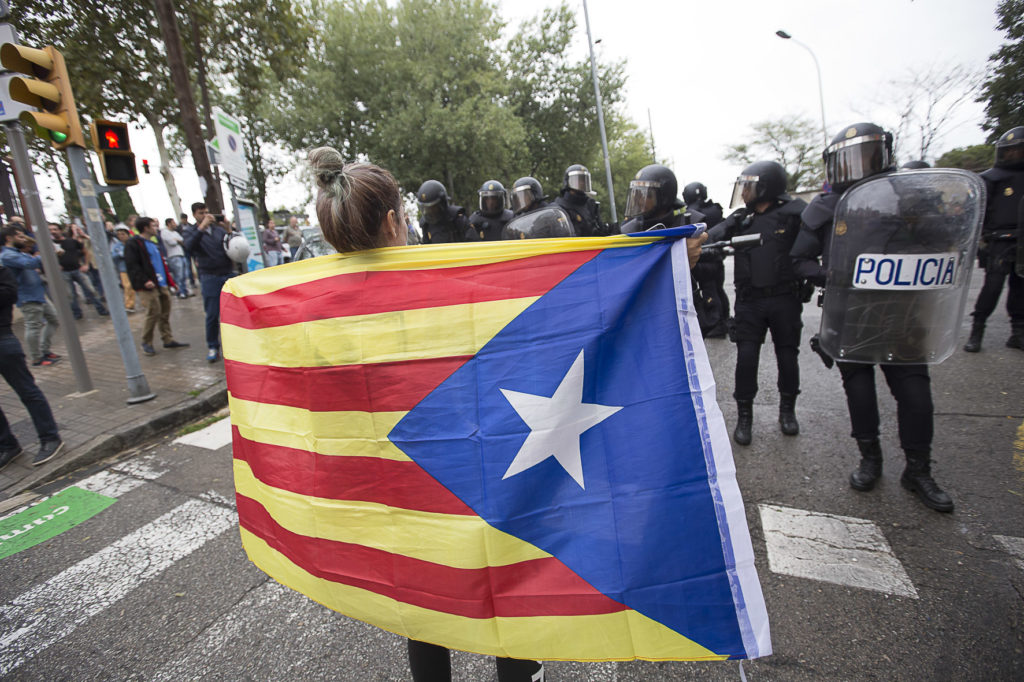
top-left (825, 134), bottom-right (890, 188)
top-left (730, 175), bottom-right (759, 209)
top-left (418, 198), bottom-right (445, 223)
top-left (502, 207), bottom-right (575, 240)
top-left (479, 190), bottom-right (506, 214)
top-left (624, 181), bottom-right (660, 219)
top-left (567, 169), bottom-right (592, 194)
top-left (995, 140), bottom-right (1024, 168)
top-left (510, 186), bottom-right (536, 214)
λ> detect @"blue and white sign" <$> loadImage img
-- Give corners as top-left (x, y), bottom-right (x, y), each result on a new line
top-left (852, 253), bottom-right (959, 290)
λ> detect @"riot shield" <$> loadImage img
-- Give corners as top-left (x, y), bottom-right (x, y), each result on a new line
top-left (1017, 197), bottom-right (1023, 278)
top-left (502, 206), bottom-right (576, 240)
top-left (819, 169), bottom-right (985, 364)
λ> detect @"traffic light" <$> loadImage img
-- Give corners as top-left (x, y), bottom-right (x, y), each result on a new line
top-left (0, 43), bottom-right (85, 149)
top-left (90, 120), bottom-right (138, 185)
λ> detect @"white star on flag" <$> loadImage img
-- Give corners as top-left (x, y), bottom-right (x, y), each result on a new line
top-left (500, 349), bottom-right (622, 489)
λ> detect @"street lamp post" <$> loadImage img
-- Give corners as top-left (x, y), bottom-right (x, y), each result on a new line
top-left (776, 30), bottom-right (828, 147)
top-left (583, 0), bottom-right (616, 223)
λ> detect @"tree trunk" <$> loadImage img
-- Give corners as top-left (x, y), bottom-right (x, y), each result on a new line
top-left (145, 113), bottom-right (183, 218)
top-left (152, 0), bottom-right (221, 213)
top-left (187, 9), bottom-right (224, 210)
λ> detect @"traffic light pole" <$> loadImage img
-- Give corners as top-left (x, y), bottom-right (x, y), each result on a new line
top-left (3, 121), bottom-right (94, 394)
top-left (64, 146), bottom-right (155, 404)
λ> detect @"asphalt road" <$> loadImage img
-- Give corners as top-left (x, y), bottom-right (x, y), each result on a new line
top-left (1, 266), bottom-right (1022, 681)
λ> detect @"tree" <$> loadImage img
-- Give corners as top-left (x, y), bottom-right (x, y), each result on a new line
top-left (935, 144), bottom-right (994, 172)
top-left (723, 116), bottom-right (825, 192)
top-left (868, 64), bottom-right (982, 162)
top-left (978, 0), bottom-right (1024, 141)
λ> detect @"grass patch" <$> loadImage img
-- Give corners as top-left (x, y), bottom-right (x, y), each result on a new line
top-left (188, 389), bottom-right (201, 397)
top-left (177, 414), bottom-right (227, 436)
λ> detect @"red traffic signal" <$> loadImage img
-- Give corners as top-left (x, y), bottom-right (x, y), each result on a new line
top-left (90, 119), bottom-right (137, 185)
top-left (95, 121), bottom-right (129, 151)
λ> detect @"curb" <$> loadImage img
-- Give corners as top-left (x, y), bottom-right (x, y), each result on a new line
top-left (12, 381), bottom-right (229, 496)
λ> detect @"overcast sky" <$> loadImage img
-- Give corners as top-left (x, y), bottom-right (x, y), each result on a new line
top-left (37, 0), bottom-right (1004, 223)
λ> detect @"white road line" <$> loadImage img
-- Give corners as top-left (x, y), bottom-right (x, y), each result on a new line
top-left (174, 417), bottom-right (233, 450)
top-left (0, 499), bottom-right (236, 674)
top-left (75, 454), bottom-right (170, 498)
top-left (993, 535), bottom-right (1024, 572)
top-left (759, 504), bottom-right (918, 599)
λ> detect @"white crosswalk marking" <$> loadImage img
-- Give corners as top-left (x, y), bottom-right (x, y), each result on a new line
top-left (0, 499), bottom-right (236, 674)
top-left (993, 535), bottom-right (1024, 572)
top-left (759, 504), bottom-right (917, 598)
top-left (76, 454), bottom-right (169, 498)
top-left (174, 417), bottom-right (233, 450)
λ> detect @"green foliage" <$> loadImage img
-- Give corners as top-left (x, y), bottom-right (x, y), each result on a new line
top-left (978, 0), bottom-right (1024, 141)
top-left (723, 116), bottom-right (825, 193)
top-left (935, 144), bottom-right (993, 172)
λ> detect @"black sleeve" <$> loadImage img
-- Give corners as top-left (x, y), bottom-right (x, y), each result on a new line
top-left (0, 265), bottom-right (17, 308)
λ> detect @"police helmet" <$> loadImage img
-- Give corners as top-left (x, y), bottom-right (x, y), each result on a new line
top-left (682, 182), bottom-right (708, 206)
top-left (510, 177), bottom-right (544, 215)
top-left (502, 206), bottom-right (575, 240)
top-left (623, 164), bottom-right (683, 220)
top-left (995, 126), bottom-right (1024, 169)
top-left (729, 161), bottom-right (788, 209)
top-left (478, 180), bottom-right (507, 216)
top-left (417, 179), bottom-right (449, 223)
top-left (563, 164), bottom-right (593, 195)
top-left (225, 234), bottom-right (251, 263)
top-left (901, 160), bottom-right (931, 170)
top-left (824, 122), bottom-right (893, 192)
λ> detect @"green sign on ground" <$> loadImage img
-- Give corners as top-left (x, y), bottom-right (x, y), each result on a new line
top-left (0, 487), bottom-right (115, 560)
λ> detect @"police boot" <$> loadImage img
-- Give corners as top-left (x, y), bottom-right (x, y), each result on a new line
top-left (963, 320), bottom-right (984, 352)
top-left (778, 393), bottom-right (799, 436)
top-left (733, 400), bottom-right (753, 446)
top-left (849, 439), bottom-right (883, 491)
top-left (900, 450), bottom-right (954, 512)
top-left (1007, 323), bottom-right (1024, 350)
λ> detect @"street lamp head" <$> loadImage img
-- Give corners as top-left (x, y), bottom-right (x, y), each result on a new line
top-left (775, 30), bottom-right (791, 39)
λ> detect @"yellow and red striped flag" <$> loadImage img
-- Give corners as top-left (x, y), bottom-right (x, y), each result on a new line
top-left (223, 232), bottom-right (769, 661)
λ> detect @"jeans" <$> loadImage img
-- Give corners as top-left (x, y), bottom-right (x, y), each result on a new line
top-left (61, 269), bottom-right (107, 317)
top-left (264, 250), bottom-right (283, 267)
top-left (200, 272), bottom-right (233, 350)
top-left (167, 255), bottom-right (190, 296)
top-left (20, 300), bottom-right (58, 363)
top-left (0, 332), bottom-right (59, 448)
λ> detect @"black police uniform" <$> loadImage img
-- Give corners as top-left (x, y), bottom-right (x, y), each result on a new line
top-left (554, 193), bottom-right (604, 236)
top-left (709, 198), bottom-right (805, 406)
top-left (689, 199), bottom-right (729, 336)
top-left (422, 205), bottom-right (469, 244)
top-left (966, 164), bottom-right (1024, 346)
top-left (466, 209), bottom-right (514, 241)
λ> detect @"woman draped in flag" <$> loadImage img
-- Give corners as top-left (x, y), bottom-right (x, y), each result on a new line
top-left (307, 147), bottom-right (547, 682)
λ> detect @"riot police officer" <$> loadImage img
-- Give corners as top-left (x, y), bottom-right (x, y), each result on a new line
top-left (791, 122), bottom-right (954, 512)
top-left (684, 181), bottom-right (729, 337)
top-left (708, 161), bottom-right (806, 445)
top-left (620, 164), bottom-right (704, 233)
top-left (466, 180), bottom-right (514, 241)
top-left (509, 177), bottom-right (550, 217)
top-left (417, 180), bottom-right (468, 244)
top-left (554, 164), bottom-right (605, 236)
top-left (964, 126), bottom-right (1024, 352)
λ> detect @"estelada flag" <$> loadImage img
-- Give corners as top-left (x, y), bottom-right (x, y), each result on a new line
top-left (222, 230), bottom-right (770, 661)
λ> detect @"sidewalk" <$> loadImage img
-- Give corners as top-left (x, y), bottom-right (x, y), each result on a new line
top-left (1, 291), bottom-right (227, 501)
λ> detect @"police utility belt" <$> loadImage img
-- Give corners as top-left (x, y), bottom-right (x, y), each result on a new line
top-left (736, 280), bottom-right (801, 301)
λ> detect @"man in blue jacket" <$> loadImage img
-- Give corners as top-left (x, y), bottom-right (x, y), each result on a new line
top-left (1, 225), bottom-right (60, 366)
top-left (183, 202), bottom-right (235, 363)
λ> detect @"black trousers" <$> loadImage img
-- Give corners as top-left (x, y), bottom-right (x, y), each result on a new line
top-left (407, 640), bottom-right (543, 682)
top-left (837, 362), bottom-right (932, 453)
top-left (971, 246), bottom-right (1024, 325)
top-left (732, 294), bottom-right (802, 402)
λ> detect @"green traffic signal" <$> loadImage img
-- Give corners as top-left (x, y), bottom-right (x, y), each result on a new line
top-left (49, 130), bottom-right (68, 143)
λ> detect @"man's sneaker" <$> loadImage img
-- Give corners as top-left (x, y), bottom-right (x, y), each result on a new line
top-left (33, 440), bottom-right (64, 467)
top-left (44, 352), bottom-right (61, 360)
top-left (0, 446), bottom-right (23, 471)
top-left (125, 307), bottom-right (136, 314)
top-left (164, 340), bottom-right (190, 349)
top-left (32, 357), bottom-right (60, 367)
top-left (207, 348), bottom-right (219, 363)
top-left (97, 308), bottom-right (110, 316)
top-left (142, 343), bottom-right (156, 356)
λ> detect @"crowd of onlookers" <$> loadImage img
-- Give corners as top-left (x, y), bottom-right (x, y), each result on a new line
top-left (0, 206), bottom-right (310, 473)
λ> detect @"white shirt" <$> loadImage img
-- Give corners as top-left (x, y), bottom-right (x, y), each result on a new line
top-left (161, 227), bottom-right (185, 258)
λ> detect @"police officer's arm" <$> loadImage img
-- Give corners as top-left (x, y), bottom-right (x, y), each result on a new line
top-left (706, 209), bottom-right (742, 243)
top-left (790, 223), bottom-right (827, 287)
